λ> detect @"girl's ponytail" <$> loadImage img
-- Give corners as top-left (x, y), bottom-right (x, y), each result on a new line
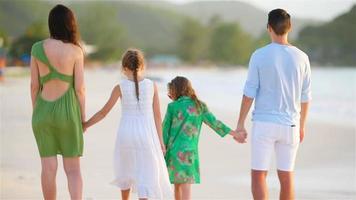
top-left (122, 49), bottom-right (144, 101)
top-left (133, 68), bottom-right (139, 101)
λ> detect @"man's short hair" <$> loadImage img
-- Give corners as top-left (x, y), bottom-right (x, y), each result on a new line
top-left (268, 9), bottom-right (291, 35)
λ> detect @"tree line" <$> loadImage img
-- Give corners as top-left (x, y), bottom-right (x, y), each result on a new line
top-left (1, 1), bottom-right (354, 66)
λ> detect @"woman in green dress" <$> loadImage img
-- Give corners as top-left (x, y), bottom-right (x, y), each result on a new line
top-left (31, 5), bottom-right (85, 199)
top-left (162, 76), bottom-right (246, 200)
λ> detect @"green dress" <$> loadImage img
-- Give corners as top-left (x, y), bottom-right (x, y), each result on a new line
top-left (162, 96), bottom-right (231, 184)
top-left (31, 41), bottom-right (83, 157)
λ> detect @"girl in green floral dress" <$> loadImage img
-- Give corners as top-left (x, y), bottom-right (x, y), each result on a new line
top-left (162, 76), bottom-right (245, 200)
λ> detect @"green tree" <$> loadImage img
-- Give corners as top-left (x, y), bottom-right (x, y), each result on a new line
top-left (297, 5), bottom-right (356, 65)
top-left (0, 0), bottom-right (50, 38)
top-left (73, 2), bottom-right (128, 61)
top-left (9, 21), bottom-right (47, 59)
top-left (0, 29), bottom-right (9, 48)
top-left (209, 22), bottom-right (253, 65)
top-left (254, 32), bottom-right (270, 49)
top-left (177, 18), bottom-right (207, 63)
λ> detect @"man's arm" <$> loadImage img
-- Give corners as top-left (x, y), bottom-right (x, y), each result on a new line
top-left (300, 56), bottom-right (312, 143)
top-left (236, 95), bottom-right (254, 133)
top-left (299, 102), bottom-right (309, 143)
top-left (236, 52), bottom-right (259, 137)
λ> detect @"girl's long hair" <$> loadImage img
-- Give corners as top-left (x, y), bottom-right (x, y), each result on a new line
top-left (122, 49), bottom-right (145, 101)
top-left (168, 76), bottom-right (203, 113)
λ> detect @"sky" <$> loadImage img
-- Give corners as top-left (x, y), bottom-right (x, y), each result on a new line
top-left (167, 0), bottom-right (356, 21)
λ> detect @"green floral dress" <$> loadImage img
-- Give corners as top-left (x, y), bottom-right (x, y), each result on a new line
top-left (163, 96), bottom-right (232, 184)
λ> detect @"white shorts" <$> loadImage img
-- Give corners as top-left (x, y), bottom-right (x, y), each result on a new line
top-left (251, 121), bottom-right (300, 171)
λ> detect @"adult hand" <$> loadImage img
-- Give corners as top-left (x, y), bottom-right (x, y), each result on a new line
top-left (230, 130), bottom-right (247, 143)
top-left (236, 124), bottom-right (247, 135)
top-left (300, 127), bottom-right (305, 143)
top-left (237, 131), bottom-right (247, 143)
top-left (236, 124), bottom-right (248, 142)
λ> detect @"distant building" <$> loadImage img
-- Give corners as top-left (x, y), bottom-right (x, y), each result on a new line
top-left (148, 55), bottom-right (181, 68)
top-left (82, 41), bottom-right (97, 55)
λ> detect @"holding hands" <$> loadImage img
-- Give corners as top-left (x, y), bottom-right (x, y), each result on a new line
top-left (229, 126), bottom-right (247, 143)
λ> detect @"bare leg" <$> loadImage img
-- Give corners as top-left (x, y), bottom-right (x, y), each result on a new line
top-left (181, 183), bottom-right (191, 200)
top-left (174, 184), bottom-right (182, 200)
top-left (41, 157), bottom-right (58, 200)
top-left (63, 157), bottom-right (82, 200)
top-left (121, 189), bottom-right (130, 200)
top-left (277, 170), bottom-right (294, 200)
top-left (251, 170), bottom-right (268, 200)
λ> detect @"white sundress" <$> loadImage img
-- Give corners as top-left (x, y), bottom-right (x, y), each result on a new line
top-left (112, 78), bottom-right (172, 199)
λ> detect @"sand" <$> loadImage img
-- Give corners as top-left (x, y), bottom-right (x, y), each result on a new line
top-left (1, 67), bottom-right (355, 199)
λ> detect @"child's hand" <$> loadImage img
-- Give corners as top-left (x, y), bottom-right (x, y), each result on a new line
top-left (229, 130), bottom-right (238, 138)
top-left (230, 130), bottom-right (247, 143)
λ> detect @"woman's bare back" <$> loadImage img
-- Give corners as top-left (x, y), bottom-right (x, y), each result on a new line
top-left (35, 38), bottom-right (83, 101)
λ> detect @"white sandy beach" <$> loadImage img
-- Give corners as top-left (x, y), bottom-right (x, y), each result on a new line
top-left (1, 67), bottom-right (355, 199)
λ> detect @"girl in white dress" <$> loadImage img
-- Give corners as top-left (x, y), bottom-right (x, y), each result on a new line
top-left (84, 49), bottom-right (172, 200)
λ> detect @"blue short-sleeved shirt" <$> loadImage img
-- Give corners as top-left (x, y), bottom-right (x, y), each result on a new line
top-left (244, 42), bottom-right (312, 126)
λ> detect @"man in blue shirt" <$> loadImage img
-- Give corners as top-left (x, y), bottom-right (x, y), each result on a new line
top-left (235, 9), bottom-right (311, 200)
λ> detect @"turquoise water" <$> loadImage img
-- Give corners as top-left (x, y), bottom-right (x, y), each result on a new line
top-left (307, 67), bottom-right (356, 126)
top-left (152, 67), bottom-right (356, 127)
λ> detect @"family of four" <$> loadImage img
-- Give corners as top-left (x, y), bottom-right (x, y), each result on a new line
top-left (30, 4), bottom-right (311, 200)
